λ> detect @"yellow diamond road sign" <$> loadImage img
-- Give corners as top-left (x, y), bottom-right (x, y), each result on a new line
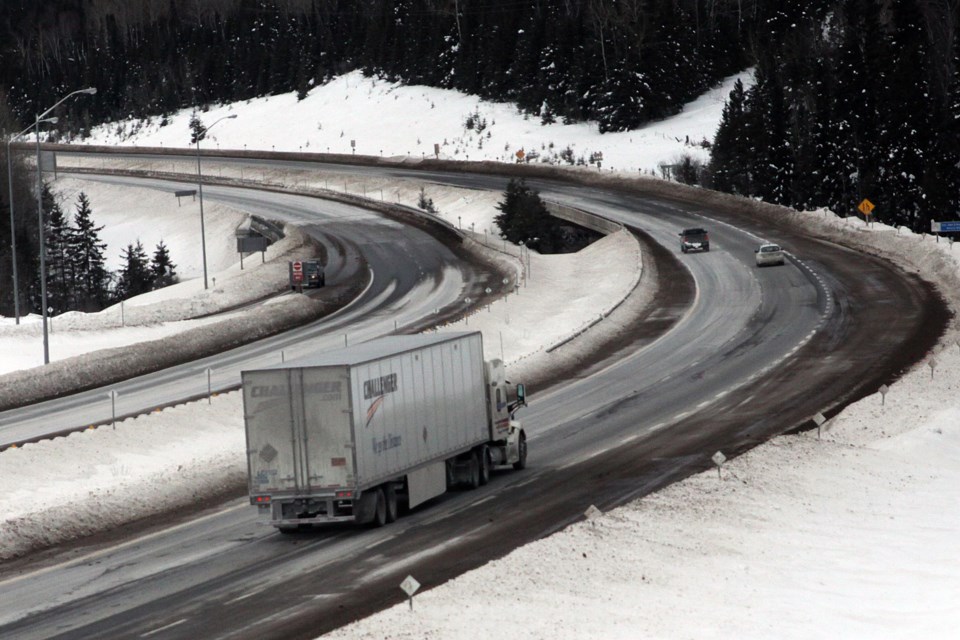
top-left (858, 199), bottom-right (875, 216)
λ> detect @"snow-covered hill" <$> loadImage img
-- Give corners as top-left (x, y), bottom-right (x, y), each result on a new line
top-left (87, 70), bottom-right (748, 175)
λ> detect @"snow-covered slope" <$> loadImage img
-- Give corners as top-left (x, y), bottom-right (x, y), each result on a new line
top-left (87, 70), bottom-right (751, 175)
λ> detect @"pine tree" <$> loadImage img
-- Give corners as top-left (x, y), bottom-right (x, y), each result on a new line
top-left (756, 65), bottom-right (793, 205)
top-left (928, 27), bottom-right (960, 224)
top-left (44, 196), bottom-right (74, 314)
top-left (493, 178), bottom-right (563, 253)
top-left (149, 240), bottom-right (177, 289)
top-left (417, 187), bottom-right (437, 214)
top-left (188, 112), bottom-right (206, 145)
top-left (877, 0), bottom-right (935, 230)
top-left (114, 241), bottom-right (153, 301)
top-left (831, 0), bottom-right (885, 217)
top-left (593, 59), bottom-right (652, 133)
top-left (709, 79), bottom-right (751, 194)
top-left (70, 192), bottom-right (110, 311)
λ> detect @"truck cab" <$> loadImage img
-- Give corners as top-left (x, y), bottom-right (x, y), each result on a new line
top-left (483, 359), bottom-right (527, 470)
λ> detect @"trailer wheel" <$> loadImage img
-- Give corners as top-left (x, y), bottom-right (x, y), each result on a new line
top-left (385, 484), bottom-right (398, 523)
top-left (478, 445), bottom-right (491, 486)
top-left (277, 525), bottom-right (300, 535)
top-left (512, 431), bottom-right (528, 471)
top-left (371, 487), bottom-right (388, 527)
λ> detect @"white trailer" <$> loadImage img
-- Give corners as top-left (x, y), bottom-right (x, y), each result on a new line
top-left (241, 331), bottom-right (527, 531)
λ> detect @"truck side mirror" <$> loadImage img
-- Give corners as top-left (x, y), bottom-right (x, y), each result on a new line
top-left (515, 383), bottom-right (527, 407)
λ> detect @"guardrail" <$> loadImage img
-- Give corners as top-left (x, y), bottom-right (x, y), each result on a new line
top-left (545, 200), bottom-right (623, 235)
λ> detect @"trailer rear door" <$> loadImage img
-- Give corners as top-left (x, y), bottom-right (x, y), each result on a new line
top-left (243, 367), bottom-right (354, 496)
top-left (300, 366), bottom-right (355, 489)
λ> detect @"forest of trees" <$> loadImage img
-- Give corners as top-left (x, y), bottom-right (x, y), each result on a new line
top-left (707, 0), bottom-right (960, 231)
top-left (0, 0), bottom-right (752, 135)
top-left (15, 186), bottom-right (177, 317)
top-left (2, 0), bottom-right (960, 317)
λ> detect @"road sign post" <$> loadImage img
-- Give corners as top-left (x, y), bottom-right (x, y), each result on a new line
top-left (857, 199), bottom-right (875, 225)
top-left (931, 221), bottom-right (960, 240)
top-left (711, 451), bottom-right (726, 479)
top-left (813, 412), bottom-right (827, 440)
top-left (290, 260), bottom-right (304, 292)
top-left (400, 575), bottom-right (420, 610)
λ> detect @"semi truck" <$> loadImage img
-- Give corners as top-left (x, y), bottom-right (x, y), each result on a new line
top-left (241, 331), bottom-right (527, 531)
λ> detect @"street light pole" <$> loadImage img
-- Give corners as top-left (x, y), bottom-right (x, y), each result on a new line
top-left (7, 118), bottom-right (57, 325)
top-left (34, 87), bottom-right (96, 364)
top-left (195, 114), bottom-right (237, 290)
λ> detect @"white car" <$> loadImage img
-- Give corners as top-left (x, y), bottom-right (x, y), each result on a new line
top-left (755, 243), bottom-right (785, 267)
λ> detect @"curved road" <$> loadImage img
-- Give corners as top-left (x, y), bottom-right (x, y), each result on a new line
top-left (0, 175), bottom-right (495, 448)
top-left (0, 156), bottom-right (945, 639)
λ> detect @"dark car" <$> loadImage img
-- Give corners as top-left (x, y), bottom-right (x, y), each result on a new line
top-left (680, 228), bottom-right (710, 253)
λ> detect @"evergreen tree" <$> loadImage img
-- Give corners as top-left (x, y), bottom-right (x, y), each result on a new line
top-left (189, 112), bottom-right (206, 145)
top-left (877, 0), bottom-right (935, 229)
top-left (70, 192), bottom-right (111, 311)
top-left (44, 196), bottom-right (74, 314)
top-left (753, 64), bottom-right (792, 205)
top-left (929, 26), bottom-right (960, 223)
top-left (149, 241), bottom-right (178, 289)
top-left (593, 58), bottom-right (652, 133)
top-left (709, 79), bottom-right (751, 194)
top-left (417, 187), bottom-right (437, 214)
top-left (493, 179), bottom-right (563, 253)
top-left (831, 0), bottom-right (885, 216)
top-left (114, 241), bottom-right (153, 301)
top-left (793, 57), bottom-right (846, 212)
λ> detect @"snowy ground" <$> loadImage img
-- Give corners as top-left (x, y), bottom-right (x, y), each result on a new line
top-left (1, 70), bottom-right (958, 637)
top-left (85, 69), bottom-right (748, 175)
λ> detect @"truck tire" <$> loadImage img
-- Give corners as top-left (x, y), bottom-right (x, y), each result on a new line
top-left (478, 445), bottom-right (491, 486)
top-left (466, 451), bottom-right (481, 490)
top-left (277, 524), bottom-right (300, 535)
top-left (385, 484), bottom-right (398, 523)
top-left (371, 487), bottom-right (388, 527)
top-left (512, 431), bottom-right (528, 471)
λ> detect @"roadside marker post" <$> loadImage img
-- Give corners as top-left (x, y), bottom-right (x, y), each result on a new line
top-left (400, 575), bottom-right (420, 611)
top-left (711, 451), bottom-right (726, 479)
top-left (108, 390), bottom-right (118, 429)
top-left (813, 412), bottom-right (827, 440)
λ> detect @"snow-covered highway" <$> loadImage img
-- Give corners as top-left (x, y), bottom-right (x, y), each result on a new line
top-left (1, 72), bottom-right (956, 639)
